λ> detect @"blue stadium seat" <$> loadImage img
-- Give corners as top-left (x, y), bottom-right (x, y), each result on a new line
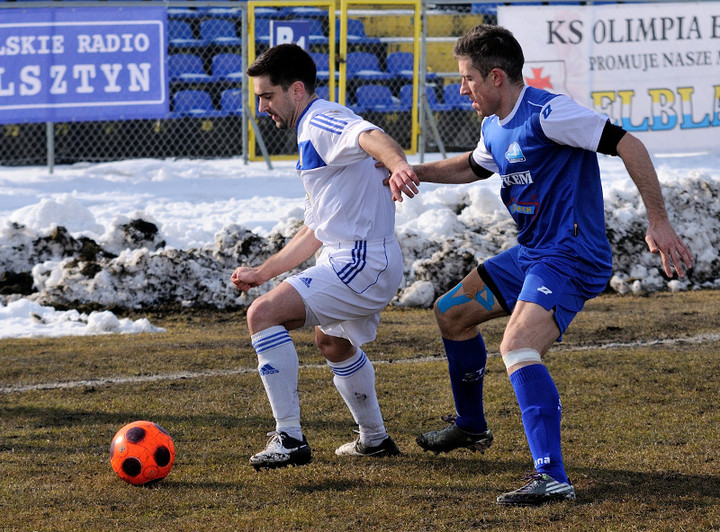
top-left (311, 53), bottom-right (338, 82)
top-left (168, 20), bottom-right (206, 49)
top-left (255, 6), bottom-right (289, 18)
top-left (316, 85), bottom-right (337, 101)
top-left (289, 6), bottom-right (329, 18)
top-left (400, 84), bottom-right (453, 112)
top-left (255, 18), bottom-right (272, 46)
top-left (387, 52), bottom-right (438, 82)
top-left (471, 3), bottom-right (496, 15)
top-left (168, 54), bottom-right (215, 83)
top-left (212, 53), bottom-right (244, 81)
top-left (202, 0), bottom-right (243, 18)
top-left (355, 85), bottom-right (406, 113)
top-left (200, 18), bottom-right (242, 47)
top-left (220, 89), bottom-right (244, 116)
top-left (335, 19), bottom-right (381, 45)
top-left (172, 90), bottom-right (224, 117)
top-left (295, 18), bottom-right (329, 46)
top-left (168, 6), bottom-right (205, 20)
top-left (443, 83), bottom-right (474, 111)
top-left (346, 52), bottom-right (391, 82)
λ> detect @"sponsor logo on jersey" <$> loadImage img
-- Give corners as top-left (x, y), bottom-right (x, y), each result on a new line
top-left (298, 277), bottom-right (313, 288)
top-left (507, 202), bottom-right (537, 215)
top-left (259, 363), bottom-right (279, 376)
top-left (500, 171), bottom-right (533, 188)
top-left (505, 142), bottom-right (526, 163)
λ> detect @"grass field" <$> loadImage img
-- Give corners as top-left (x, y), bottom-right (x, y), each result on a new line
top-left (1, 290), bottom-right (719, 531)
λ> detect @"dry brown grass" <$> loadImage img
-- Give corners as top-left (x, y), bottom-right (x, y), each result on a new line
top-left (1, 290), bottom-right (719, 530)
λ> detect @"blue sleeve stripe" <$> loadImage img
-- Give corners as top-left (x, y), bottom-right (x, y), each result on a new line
top-left (310, 121), bottom-right (345, 135)
top-left (309, 114), bottom-right (349, 134)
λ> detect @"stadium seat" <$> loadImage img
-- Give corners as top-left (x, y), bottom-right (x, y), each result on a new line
top-left (202, 0), bottom-right (243, 18)
top-left (346, 52), bottom-right (392, 82)
top-left (443, 83), bottom-right (474, 111)
top-left (255, 6), bottom-right (290, 18)
top-left (317, 86), bottom-right (363, 113)
top-left (220, 89), bottom-right (244, 116)
top-left (355, 85), bottom-right (406, 113)
top-left (316, 85), bottom-right (337, 101)
top-left (200, 18), bottom-right (242, 47)
top-left (168, 5), bottom-right (204, 20)
top-left (255, 18), bottom-right (272, 46)
top-left (311, 53), bottom-right (338, 82)
top-left (295, 18), bottom-right (329, 46)
top-left (288, 6), bottom-right (329, 18)
top-left (168, 54), bottom-right (214, 83)
top-left (168, 20), bottom-right (206, 49)
top-left (212, 53), bottom-right (244, 81)
top-left (471, 3), bottom-right (498, 15)
top-left (400, 84), bottom-right (453, 112)
top-left (387, 52), bottom-right (438, 82)
top-left (172, 90), bottom-right (224, 117)
top-left (335, 19), bottom-right (381, 45)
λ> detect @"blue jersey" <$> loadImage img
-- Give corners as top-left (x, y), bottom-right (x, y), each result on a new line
top-left (472, 86), bottom-right (613, 276)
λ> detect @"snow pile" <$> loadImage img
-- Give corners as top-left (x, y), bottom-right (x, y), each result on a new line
top-left (1, 173), bottom-right (717, 311)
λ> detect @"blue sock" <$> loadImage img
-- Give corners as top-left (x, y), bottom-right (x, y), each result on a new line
top-left (509, 364), bottom-right (569, 484)
top-left (443, 335), bottom-right (487, 433)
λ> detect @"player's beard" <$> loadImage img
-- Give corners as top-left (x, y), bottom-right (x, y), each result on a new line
top-left (271, 113), bottom-right (289, 130)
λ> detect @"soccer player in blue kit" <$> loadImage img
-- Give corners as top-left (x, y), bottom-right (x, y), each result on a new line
top-left (233, 44), bottom-right (417, 470)
top-left (388, 24), bottom-right (694, 505)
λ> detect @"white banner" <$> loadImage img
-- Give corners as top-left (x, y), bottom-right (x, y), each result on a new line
top-left (499, 3), bottom-right (720, 153)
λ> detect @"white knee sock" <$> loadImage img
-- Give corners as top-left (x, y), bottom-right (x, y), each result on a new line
top-left (327, 349), bottom-right (388, 447)
top-left (251, 326), bottom-right (302, 441)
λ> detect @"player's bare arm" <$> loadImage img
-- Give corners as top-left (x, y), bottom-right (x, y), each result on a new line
top-left (384, 151), bottom-right (487, 202)
top-left (231, 225), bottom-right (322, 291)
top-left (616, 133), bottom-right (694, 278)
top-left (358, 129), bottom-right (418, 202)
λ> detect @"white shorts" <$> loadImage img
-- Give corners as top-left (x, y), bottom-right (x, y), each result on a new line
top-left (285, 237), bottom-right (403, 347)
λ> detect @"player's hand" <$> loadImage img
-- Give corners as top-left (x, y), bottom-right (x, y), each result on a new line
top-left (383, 163), bottom-right (420, 202)
top-left (645, 221), bottom-right (694, 279)
top-left (231, 267), bottom-right (262, 292)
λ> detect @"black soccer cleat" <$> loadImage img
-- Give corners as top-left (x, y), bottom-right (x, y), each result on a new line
top-left (496, 473), bottom-right (576, 506)
top-left (335, 435), bottom-right (401, 457)
top-left (249, 431), bottom-right (312, 470)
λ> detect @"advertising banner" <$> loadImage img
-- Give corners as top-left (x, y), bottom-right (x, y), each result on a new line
top-left (0, 7), bottom-right (168, 124)
top-left (499, 3), bottom-right (720, 152)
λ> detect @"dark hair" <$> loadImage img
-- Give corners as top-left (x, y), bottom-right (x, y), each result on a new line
top-left (453, 24), bottom-right (524, 83)
top-left (246, 43), bottom-right (316, 92)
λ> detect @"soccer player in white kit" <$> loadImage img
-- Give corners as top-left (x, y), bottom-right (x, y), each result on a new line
top-left (232, 43), bottom-right (417, 469)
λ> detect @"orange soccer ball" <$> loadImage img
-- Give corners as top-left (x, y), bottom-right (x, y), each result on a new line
top-left (109, 421), bottom-right (175, 486)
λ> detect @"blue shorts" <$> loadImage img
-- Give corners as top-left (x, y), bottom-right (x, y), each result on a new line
top-left (478, 245), bottom-right (611, 338)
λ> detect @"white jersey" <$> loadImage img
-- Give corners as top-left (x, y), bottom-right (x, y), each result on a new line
top-left (296, 98), bottom-right (396, 244)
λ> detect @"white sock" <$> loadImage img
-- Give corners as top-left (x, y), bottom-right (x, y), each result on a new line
top-left (327, 349), bottom-right (388, 447)
top-left (251, 326), bottom-right (302, 441)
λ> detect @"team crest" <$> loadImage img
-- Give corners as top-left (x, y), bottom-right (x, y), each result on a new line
top-left (505, 142), bottom-right (526, 163)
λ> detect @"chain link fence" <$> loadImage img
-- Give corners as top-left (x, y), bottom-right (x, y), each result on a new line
top-left (0, 0), bottom-right (498, 166)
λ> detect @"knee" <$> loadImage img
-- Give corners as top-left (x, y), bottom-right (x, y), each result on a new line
top-left (433, 299), bottom-right (461, 338)
top-left (316, 334), bottom-right (355, 363)
top-left (246, 296), bottom-right (273, 334)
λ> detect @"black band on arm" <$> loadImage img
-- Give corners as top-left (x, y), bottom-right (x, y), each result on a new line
top-left (468, 152), bottom-right (494, 179)
top-left (597, 120), bottom-right (627, 156)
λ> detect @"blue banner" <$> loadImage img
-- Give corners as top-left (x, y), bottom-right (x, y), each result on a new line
top-left (0, 7), bottom-right (168, 124)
